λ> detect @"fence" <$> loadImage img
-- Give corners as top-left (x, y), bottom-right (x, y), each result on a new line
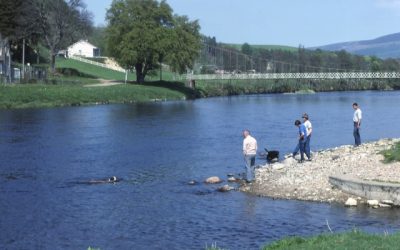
top-left (182, 71), bottom-right (400, 81)
top-left (69, 55), bottom-right (126, 73)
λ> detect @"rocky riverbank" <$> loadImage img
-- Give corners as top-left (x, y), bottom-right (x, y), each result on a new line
top-left (241, 138), bottom-right (400, 204)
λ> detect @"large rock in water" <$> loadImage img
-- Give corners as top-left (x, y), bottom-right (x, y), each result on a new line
top-left (345, 198), bottom-right (357, 206)
top-left (205, 176), bottom-right (222, 184)
top-left (217, 185), bottom-right (234, 192)
top-left (367, 200), bottom-right (379, 207)
top-left (228, 177), bottom-right (238, 182)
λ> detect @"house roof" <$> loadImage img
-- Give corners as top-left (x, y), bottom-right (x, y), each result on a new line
top-left (67, 40), bottom-right (98, 49)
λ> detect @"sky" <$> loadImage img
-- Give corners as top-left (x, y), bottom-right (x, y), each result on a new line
top-left (85, 0), bottom-right (400, 47)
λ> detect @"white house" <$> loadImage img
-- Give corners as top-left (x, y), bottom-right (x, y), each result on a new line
top-left (67, 40), bottom-right (100, 58)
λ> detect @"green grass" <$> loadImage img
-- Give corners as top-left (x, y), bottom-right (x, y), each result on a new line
top-left (380, 142), bottom-right (400, 163)
top-left (56, 57), bottom-right (136, 81)
top-left (262, 230), bottom-right (400, 250)
top-left (194, 78), bottom-right (400, 97)
top-left (55, 57), bottom-right (182, 82)
top-left (0, 82), bottom-right (192, 109)
top-left (0, 56), bottom-right (194, 109)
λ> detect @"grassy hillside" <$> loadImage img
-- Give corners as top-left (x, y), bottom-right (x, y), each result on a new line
top-left (56, 57), bottom-right (136, 81)
top-left (56, 57), bottom-right (181, 82)
top-left (313, 32), bottom-right (400, 59)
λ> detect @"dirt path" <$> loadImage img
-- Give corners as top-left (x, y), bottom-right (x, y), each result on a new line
top-left (84, 79), bottom-right (125, 87)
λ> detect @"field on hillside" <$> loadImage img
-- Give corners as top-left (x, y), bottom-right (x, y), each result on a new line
top-left (56, 57), bottom-right (136, 81)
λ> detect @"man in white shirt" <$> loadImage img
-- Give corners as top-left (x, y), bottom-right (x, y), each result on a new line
top-left (242, 129), bottom-right (257, 183)
top-left (352, 102), bottom-right (362, 146)
top-left (302, 113), bottom-right (312, 160)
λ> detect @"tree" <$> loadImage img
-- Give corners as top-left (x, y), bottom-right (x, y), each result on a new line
top-left (165, 15), bottom-right (201, 74)
top-left (241, 43), bottom-right (252, 56)
top-left (106, 0), bottom-right (201, 83)
top-left (88, 26), bottom-right (108, 57)
top-left (1, 0), bottom-right (43, 77)
top-left (34, 0), bottom-right (93, 73)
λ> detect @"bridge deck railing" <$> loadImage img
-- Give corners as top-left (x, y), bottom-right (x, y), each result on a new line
top-left (182, 72), bottom-right (400, 80)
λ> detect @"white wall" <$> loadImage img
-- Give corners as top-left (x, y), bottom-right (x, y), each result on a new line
top-left (68, 40), bottom-right (97, 57)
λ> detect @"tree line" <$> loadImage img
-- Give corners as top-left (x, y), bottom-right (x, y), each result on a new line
top-left (200, 38), bottom-right (400, 74)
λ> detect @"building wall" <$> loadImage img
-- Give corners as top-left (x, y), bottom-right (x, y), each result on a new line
top-left (67, 40), bottom-right (98, 57)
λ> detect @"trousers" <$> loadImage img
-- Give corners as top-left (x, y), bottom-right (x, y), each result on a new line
top-left (353, 122), bottom-right (361, 146)
top-left (244, 154), bottom-right (256, 182)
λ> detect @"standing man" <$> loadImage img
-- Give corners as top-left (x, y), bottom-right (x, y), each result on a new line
top-left (294, 120), bottom-right (307, 163)
top-left (302, 113), bottom-right (312, 160)
top-left (353, 102), bottom-right (362, 146)
top-left (242, 129), bottom-right (257, 183)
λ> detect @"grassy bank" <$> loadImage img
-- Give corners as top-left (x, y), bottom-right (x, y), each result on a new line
top-left (381, 141), bottom-right (400, 163)
top-left (0, 81), bottom-right (196, 109)
top-left (262, 230), bottom-right (400, 250)
top-left (195, 78), bottom-right (400, 97)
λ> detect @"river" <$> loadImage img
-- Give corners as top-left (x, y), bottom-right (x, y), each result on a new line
top-left (1, 91), bottom-right (400, 249)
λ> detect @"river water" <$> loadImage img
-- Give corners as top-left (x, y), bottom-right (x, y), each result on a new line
top-left (1, 91), bottom-right (400, 250)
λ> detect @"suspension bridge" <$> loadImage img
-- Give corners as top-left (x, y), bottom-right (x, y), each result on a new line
top-left (182, 42), bottom-right (400, 81)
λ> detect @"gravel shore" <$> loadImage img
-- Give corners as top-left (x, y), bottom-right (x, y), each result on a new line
top-left (242, 138), bottom-right (400, 204)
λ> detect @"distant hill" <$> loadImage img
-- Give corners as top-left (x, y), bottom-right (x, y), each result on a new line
top-left (224, 43), bottom-right (298, 52)
top-left (313, 32), bottom-right (400, 59)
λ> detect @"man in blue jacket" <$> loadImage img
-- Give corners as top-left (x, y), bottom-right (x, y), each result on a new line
top-left (294, 120), bottom-right (307, 163)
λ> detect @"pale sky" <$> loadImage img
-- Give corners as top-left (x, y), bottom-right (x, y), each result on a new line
top-left (85, 0), bottom-right (400, 47)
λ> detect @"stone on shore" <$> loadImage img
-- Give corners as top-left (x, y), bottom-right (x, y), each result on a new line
top-left (381, 200), bottom-right (394, 205)
top-left (205, 176), bottom-right (222, 184)
top-left (367, 200), bottom-right (379, 207)
top-left (345, 198), bottom-right (358, 206)
top-left (242, 138), bottom-right (400, 205)
top-left (217, 184), bottom-right (234, 192)
top-left (379, 203), bottom-right (392, 208)
top-left (271, 163), bottom-right (286, 170)
top-left (227, 177), bottom-right (238, 182)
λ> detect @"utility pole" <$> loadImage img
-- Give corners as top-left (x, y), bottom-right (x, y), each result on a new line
top-left (22, 38), bottom-right (25, 79)
top-left (125, 70), bottom-right (128, 84)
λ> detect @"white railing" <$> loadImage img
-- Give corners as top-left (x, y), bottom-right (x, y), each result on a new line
top-left (69, 56), bottom-right (126, 73)
top-left (182, 71), bottom-right (400, 80)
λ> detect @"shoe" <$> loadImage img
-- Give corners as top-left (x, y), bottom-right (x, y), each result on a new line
top-left (306, 158), bottom-right (312, 161)
top-left (298, 160), bottom-right (304, 163)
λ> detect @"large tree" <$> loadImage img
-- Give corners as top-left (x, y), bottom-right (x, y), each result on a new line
top-left (34, 0), bottom-right (93, 73)
top-left (1, 0), bottom-right (92, 72)
top-left (0, 1), bottom-right (41, 45)
top-left (106, 0), bottom-right (201, 83)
